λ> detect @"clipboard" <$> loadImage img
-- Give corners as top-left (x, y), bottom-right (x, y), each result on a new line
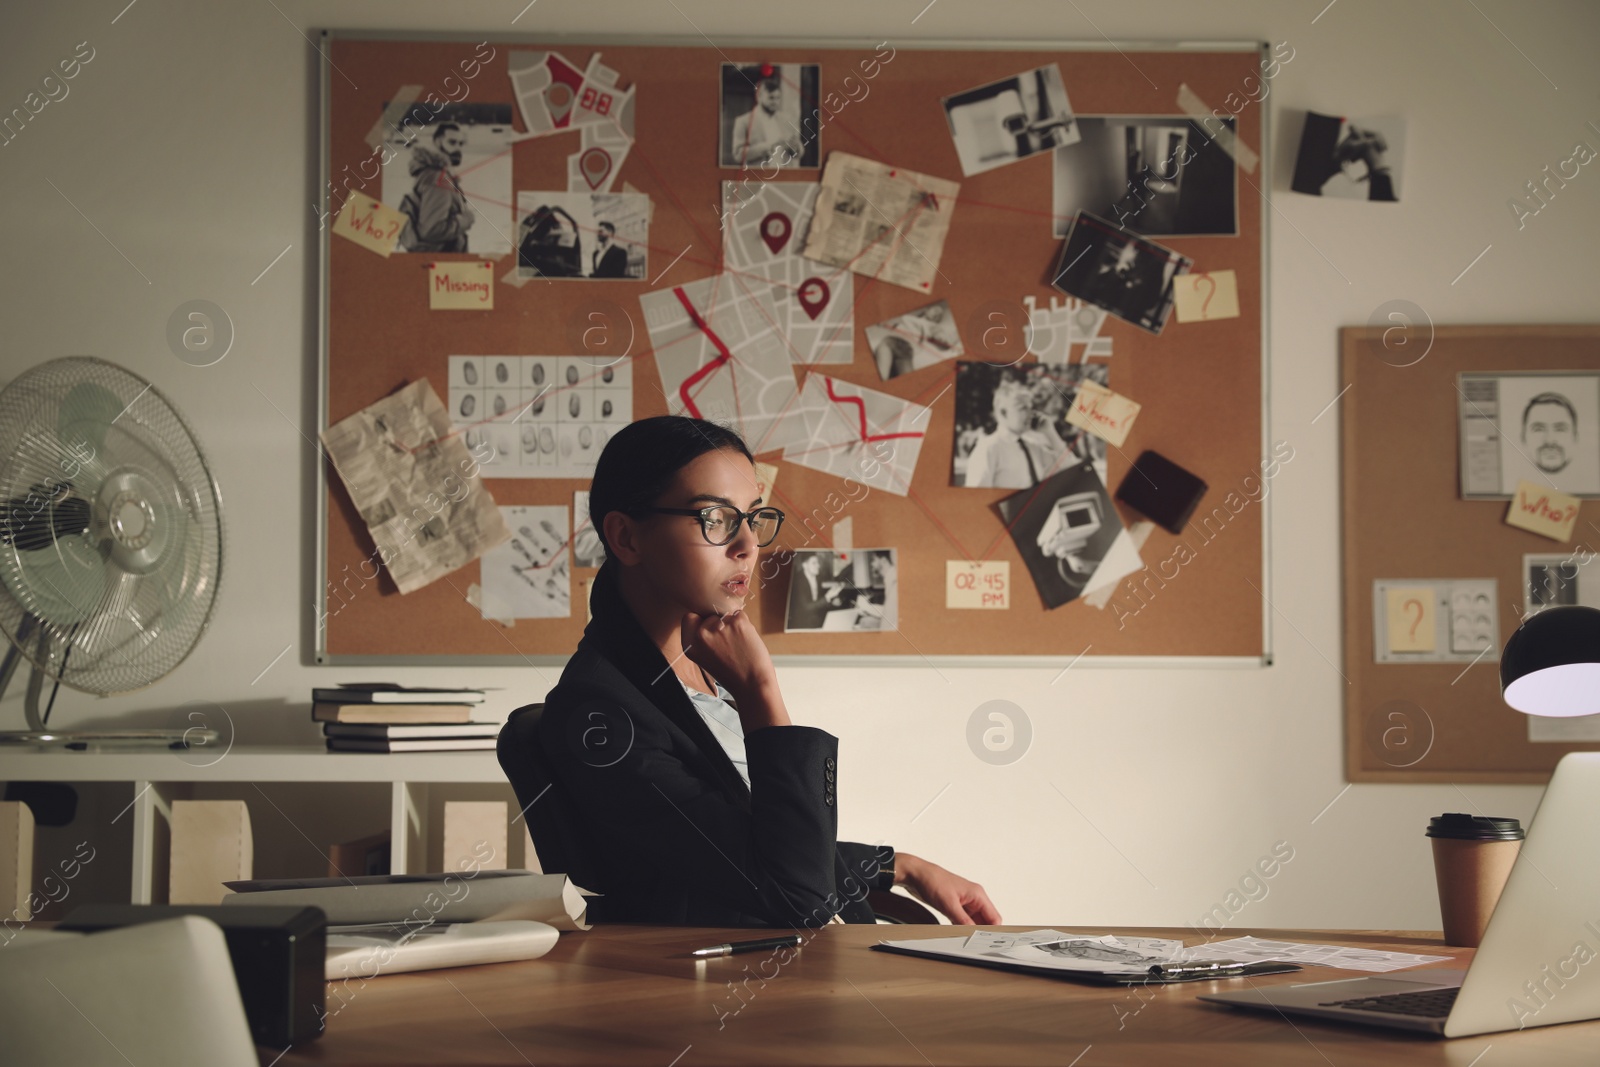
top-left (871, 940), bottom-right (1303, 986)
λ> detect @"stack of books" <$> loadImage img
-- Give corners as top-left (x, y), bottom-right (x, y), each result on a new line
top-left (313, 684), bottom-right (500, 752)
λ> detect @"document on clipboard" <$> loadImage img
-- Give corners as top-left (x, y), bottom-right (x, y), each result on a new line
top-left (873, 929), bottom-right (1302, 985)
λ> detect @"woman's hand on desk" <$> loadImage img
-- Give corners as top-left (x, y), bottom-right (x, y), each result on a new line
top-left (895, 852), bottom-right (1001, 925)
top-left (680, 609), bottom-right (792, 731)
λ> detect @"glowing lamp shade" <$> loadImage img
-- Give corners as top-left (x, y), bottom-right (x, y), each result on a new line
top-left (1500, 605), bottom-right (1600, 718)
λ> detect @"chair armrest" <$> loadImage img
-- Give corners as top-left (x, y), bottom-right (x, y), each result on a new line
top-left (868, 888), bottom-right (940, 924)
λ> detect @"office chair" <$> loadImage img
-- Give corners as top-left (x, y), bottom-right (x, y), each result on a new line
top-left (497, 703), bottom-right (938, 924)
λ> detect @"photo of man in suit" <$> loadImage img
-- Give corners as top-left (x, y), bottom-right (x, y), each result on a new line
top-left (591, 221), bottom-right (629, 278)
top-left (786, 551), bottom-right (846, 631)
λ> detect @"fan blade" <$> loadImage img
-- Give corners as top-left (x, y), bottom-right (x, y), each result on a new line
top-left (0, 494), bottom-right (91, 551)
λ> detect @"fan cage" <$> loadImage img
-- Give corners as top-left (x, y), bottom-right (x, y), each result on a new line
top-left (0, 357), bottom-right (224, 695)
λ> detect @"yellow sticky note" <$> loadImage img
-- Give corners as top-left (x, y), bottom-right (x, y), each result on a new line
top-left (1065, 380), bottom-right (1142, 448)
top-left (428, 261), bottom-right (495, 310)
top-left (333, 193), bottom-right (406, 257)
top-left (1172, 269), bottom-right (1240, 323)
top-left (1385, 587), bottom-right (1436, 653)
top-left (947, 560), bottom-right (1009, 609)
top-left (1506, 481), bottom-right (1581, 542)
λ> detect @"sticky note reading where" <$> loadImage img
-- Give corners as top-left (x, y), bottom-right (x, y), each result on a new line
top-left (333, 193), bottom-right (406, 257)
top-left (1385, 587), bottom-right (1436, 653)
top-left (1506, 481), bottom-right (1580, 542)
top-left (947, 560), bottom-right (1009, 609)
top-left (1173, 269), bottom-right (1240, 323)
top-left (1066, 380), bottom-right (1142, 448)
top-left (429, 261), bottom-right (495, 310)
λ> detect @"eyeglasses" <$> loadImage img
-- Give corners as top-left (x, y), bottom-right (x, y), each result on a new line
top-left (642, 505), bottom-right (786, 547)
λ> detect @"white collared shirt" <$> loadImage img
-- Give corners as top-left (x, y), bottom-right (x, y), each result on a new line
top-left (680, 679), bottom-right (750, 789)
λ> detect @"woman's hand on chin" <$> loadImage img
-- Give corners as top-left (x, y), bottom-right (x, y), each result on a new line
top-left (680, 609), bottom-right (790, 729)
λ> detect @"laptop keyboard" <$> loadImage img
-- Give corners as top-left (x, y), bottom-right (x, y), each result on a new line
top-left (1319, 987), bottom-right (1459, 1017)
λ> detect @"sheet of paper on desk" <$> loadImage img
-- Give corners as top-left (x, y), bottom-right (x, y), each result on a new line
top-left (1194, 935), bottom-right (1450, 973)
top-left (921, 930), bottom-right (1186, 975)
top-left (319, 379), bottom-right (511, 595)
top-left (996, 935), bottom-right (1187, 974)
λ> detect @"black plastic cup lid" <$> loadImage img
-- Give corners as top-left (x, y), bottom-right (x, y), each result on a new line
top-left (1426, 813), bottom-right (1524, 841)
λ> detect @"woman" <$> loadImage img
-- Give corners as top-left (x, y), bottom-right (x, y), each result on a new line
top-left (539, 415), bottom-right (999, 928)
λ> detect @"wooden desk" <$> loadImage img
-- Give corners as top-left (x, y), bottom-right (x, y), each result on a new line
top-left (270, 925), bottom-right (1600, 1065)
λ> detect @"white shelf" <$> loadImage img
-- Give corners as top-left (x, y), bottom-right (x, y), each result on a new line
top-left (0, 744), bottom-right (520, 904)
top-left (0, 744), bottom-right (507, 783)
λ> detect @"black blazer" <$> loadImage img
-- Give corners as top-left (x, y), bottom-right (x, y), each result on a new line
top-left (591, 243), bottom-right (629, 278)
top-left (538, 560), bottom-right (894, 927)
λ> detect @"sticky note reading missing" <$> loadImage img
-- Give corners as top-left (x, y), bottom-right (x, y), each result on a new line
top-left (334, 193), bottom-right (407, 257)
top-left (1385, 587), bottom-right (1436, 653)
top-left (1506, 481), bottom-right (1580, 542)
top-left (1066, 380), bottom-right (1142, 448)
top-left (429, 261), bottom-right (495, 310)
top-left (1173, 269), bottom-right (1241, 323)
top-left (947, 560), bottom-right (1009, 609)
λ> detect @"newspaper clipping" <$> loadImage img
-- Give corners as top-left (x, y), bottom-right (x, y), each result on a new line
top-left (320, 379), bottom-right (511, 594)
top-left (801, 152), bottom-right (960, 293)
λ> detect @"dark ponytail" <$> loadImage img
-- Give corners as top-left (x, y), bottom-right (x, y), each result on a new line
top-left (588, 416), bottom-right (753, 554)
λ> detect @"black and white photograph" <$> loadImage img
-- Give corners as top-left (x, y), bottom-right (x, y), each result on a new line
top-left (719, 62), bottom-right (820, 170)
top-left (1052, 116), bottom-right (1238, 238)
top-left (381, 102), bottom-right (515, 256)
top-left (1051, 211), bottom-right (1192, 335)
top-left (951, 361), bottom-right (1108, 489)
top-left (943, 64), bottom-right (1079, 176)
top-left (1524, 552), bottom-right (1599, 617)
top-left (571, 491), bottom-right (606, 568)
top-left (1459, 371), bottom-right (1600, 497)
top-left (866, 300), bottom-right (964, 380)
top-left (784, 548), bottom-right (898, 633)
top-left (997, 463), bottom-right (1125, 610)
top-left (1290, 111), bottom-right (1404, 201)
top-left (515, 191), bottom-right (650, 280)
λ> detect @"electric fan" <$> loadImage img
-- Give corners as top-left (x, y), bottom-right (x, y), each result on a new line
top-left (0, 357), bottom-right (224, 746)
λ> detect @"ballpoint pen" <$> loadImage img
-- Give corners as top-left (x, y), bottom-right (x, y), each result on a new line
top-left (689, 935), bottom-right (802, 959)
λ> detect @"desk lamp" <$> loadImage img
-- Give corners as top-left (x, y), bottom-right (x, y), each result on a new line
top-left (1500, 605), bottom-right (1600, 718)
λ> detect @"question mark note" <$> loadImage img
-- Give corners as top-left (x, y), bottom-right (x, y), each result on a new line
top-left (1385, 586), bottom-right (1437, 653)
top-left (1173, 268), bottom-right (1241, 323)
top-left (333, 193), bottom-right (408, 258)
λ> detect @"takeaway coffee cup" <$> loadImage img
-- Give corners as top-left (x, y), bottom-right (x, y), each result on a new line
top-left (1426, 813), bottom-right (1524, 947)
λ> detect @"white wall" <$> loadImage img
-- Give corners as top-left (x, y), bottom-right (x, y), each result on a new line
top-left (3, 0), bottom-right (1598, 929)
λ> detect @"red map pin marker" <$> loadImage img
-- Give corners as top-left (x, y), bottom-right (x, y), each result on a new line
top-left (759, 211), bottom-right (792, 255)
top-left (798, 277), bottom-right (830, 320)
top-left (579, 147), bottom-right (612, 190)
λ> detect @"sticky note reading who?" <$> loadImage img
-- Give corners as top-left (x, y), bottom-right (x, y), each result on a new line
top-left (947, 560), bottom-right (1009, 609)
top-left (1173, 269), bottom-right (1240, 323)
top-left (1506, 481), bottom-right (1581, 542)
top-left (429, 261), bottom-right (495, 310)
top-left (1385, 586), bottom-right (1436, 653)
top-left (1066, 380), bottom-right (1142, 448)
top-left (333, 193), bottom-right (407, 257)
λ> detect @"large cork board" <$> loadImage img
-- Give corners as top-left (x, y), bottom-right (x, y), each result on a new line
top-left (318, 33), bottom-right (1271, 663)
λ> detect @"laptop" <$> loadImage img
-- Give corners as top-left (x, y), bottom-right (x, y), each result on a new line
top-left (1200, 751), bottom-right (1600, 1037)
